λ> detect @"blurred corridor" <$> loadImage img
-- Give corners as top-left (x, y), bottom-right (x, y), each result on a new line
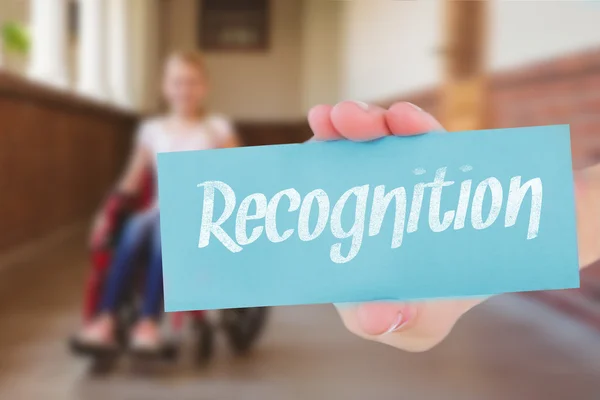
top-left (2, 0), bottom-right (600, 398)
top-left (2, 229), bottom-right (600, 400)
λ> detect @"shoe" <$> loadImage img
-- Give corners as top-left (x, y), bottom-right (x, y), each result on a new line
top-left (129, 320), bottom-right (162, 355)
top-left (71, 318), bottom-right (117, 355)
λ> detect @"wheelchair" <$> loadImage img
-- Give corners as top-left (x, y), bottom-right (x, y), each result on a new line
top-left (69, 169), bottom-right (270, 373)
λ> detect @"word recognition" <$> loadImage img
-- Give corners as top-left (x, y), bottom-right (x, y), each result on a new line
top-left (157, 125), bottom-right (579, 311)
top-left (197, 167), bottom-right (541, 264)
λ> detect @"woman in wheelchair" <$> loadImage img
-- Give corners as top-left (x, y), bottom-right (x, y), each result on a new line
top-left (74, 51), bottom-right (240, 353)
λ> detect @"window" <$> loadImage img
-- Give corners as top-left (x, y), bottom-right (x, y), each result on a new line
top-left (199, 0), bottom-right (270, 51)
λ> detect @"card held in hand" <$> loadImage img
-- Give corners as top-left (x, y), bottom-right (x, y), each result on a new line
top-left (157, 125), bottom-right (579, 311)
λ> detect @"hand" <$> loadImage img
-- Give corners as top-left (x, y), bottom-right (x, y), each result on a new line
top-left (89, 211), bottom-right (109, 249)
top-left (307, 101), bottom-right (485, 352)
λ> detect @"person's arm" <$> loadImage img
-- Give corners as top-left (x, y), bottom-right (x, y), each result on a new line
top-left (220, 134), bottom-right (241, 149)
top-left (114, 143), bottom-right (152, 195)
top-left (210, 115), bottom-right (242, 149)
top-left (89, 125), bottom-right (153, 245)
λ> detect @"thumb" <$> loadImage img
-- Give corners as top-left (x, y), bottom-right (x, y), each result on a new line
top-left (334, 298), bottom-right (486, 352)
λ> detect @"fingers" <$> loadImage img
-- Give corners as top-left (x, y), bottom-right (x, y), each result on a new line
top-left (356, 302), bottom-right (416, 335)
top-left (330, 101), bottom-right (390, 141)
top-left (308, 105), bottom-right (342, 141)
top-left (335, 298), bottom-right (485, 352)
top-left (386, 102), bottom-right (445, 136)
top-left (308, 101), bottom-right (443, 142)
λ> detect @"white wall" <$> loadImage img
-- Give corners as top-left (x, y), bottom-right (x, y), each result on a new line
top-left (490, 0), bottom-right (600, 71)
top-left (164, 0), bottom-right (305, 122)
top-left (336, 0), bottom-right (600, 102)
top-left (7, 0), bottom-right (597, 116)
top-left (130, 0), bottom-right (162, 113)
top-left (339, 0), bottom-right (444, 102)
top-left (301, 0), bottom-right (343, 111)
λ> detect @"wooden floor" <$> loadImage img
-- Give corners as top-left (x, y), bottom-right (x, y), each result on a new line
top-left (1, 229), bottom-right (600, 400)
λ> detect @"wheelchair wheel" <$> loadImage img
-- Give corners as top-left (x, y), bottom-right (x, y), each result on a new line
top-left (70, 336), bottom-right (120, 376)
top-left (70, 289), bottom-right (135, 374)
top-left (89, 354), bottom-right (119, 376)
top-left (194, 318), bottom-right (215, 365)
top-left (221, 307), bottom-right (269, 355)
top-left (111, 282), bottom-right (138, 349)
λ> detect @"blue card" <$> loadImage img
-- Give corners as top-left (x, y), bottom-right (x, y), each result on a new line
top-left (157, 125), bottom-right (579, 311)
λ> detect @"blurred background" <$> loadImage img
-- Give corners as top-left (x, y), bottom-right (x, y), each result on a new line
top-left (2, 0), bottom-right (600, 399)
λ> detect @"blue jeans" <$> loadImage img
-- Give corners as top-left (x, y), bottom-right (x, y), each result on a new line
top-left (99, 208), bottom-right (163, 319)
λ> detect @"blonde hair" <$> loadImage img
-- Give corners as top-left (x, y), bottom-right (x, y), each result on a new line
top-left (165, 50), bottom-right (208, 78)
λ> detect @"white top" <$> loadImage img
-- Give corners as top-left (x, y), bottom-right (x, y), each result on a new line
top-left (136, 114), bottom-right (235, 164)
top-left (135, 114), bottom-right (236, 208)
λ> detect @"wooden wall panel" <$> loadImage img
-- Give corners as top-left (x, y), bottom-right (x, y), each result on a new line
top-left (0, 72), bottom-right (138, 253)
top-left (236, 121), bottom-right (312, 146)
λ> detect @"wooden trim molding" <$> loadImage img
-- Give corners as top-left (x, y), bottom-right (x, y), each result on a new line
top-left (235, 120), bottom-right (312, 146)
top-left (0, 72), bottom-right (136, 119)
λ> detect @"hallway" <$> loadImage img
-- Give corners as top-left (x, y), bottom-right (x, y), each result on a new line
top-left (1, 229), bottom-right (600, 400)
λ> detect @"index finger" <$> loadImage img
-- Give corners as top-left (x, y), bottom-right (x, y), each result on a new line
top-left (385, 102), bottom-right (445, 136)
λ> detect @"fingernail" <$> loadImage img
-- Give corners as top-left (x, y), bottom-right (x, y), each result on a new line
top-left (422, 111), bottom-right (446, 133)
top-left (427, 117), bottom-right (446, 133)
top-left (403, 102), bottom-right (446, 133)
top-left (384, 307), bottom-right (414, 334)
top-left (384, 313), bottom-right (407, 334)
top-left (405, 102), bottom-right (423, 112)
top-left (349, 100), bottom-right (370, 111)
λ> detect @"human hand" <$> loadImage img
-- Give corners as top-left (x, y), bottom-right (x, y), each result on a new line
top-left (89, 211), bottom-right (109, 249)
top-left (88, 192), bottom-right (134, 250)
top-left (307, 100), bottom-right (487, 352)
